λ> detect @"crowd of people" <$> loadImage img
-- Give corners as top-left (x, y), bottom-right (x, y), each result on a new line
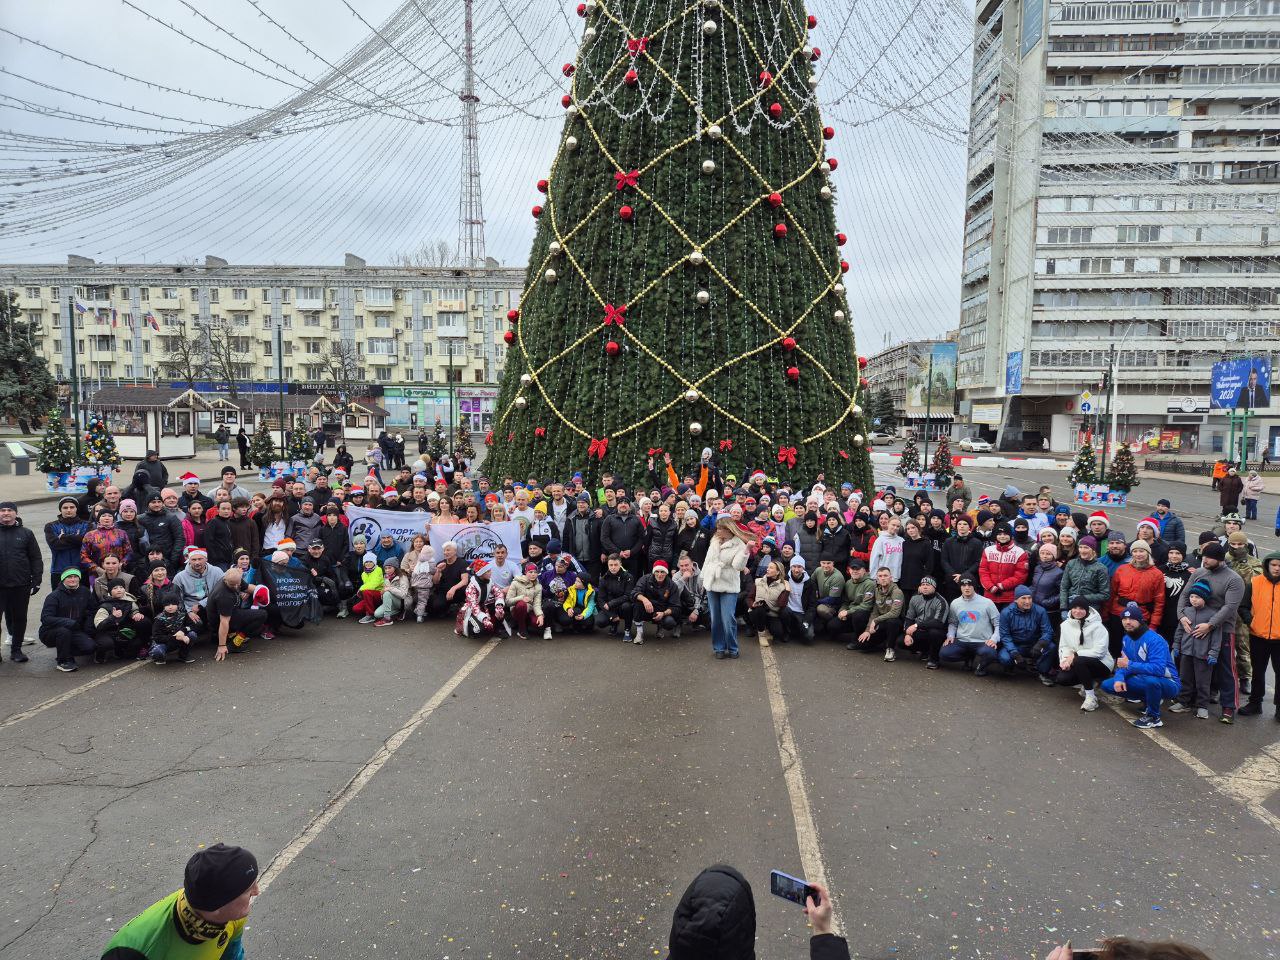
top-left (1, 449), bottom-right (1277, 729)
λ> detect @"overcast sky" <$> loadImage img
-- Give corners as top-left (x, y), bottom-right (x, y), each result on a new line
top-left (0, 0), bottom-right (973, 350)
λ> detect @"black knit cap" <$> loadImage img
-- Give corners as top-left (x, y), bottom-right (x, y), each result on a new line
top-left (184, 843), bottom-right (258, 912)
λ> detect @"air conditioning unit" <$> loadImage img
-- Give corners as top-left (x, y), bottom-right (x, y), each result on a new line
top-left (394, 291), bottom-right (403, 300)
top-left (1262, 239), bottom-right (1271, 247)
top-left (1173, 15), bottom-right (1184, 24)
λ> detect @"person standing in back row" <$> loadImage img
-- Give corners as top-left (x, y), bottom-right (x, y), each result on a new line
top-left (0, 501), bottom-right (43, 664)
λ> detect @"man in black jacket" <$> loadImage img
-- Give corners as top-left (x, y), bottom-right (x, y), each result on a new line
top-left (666, 864), bottom-right (850, 960)
top-left (601, 497), bottom-right (644, 579)
top-left (594, 554), bottom-right (635, 640)
top-left (563, 495), bottom-right (601, 579)
top-left (139, 493), bottom-right (185, 574)
top-left (134, 449), bottom-right (169, 490)
top-left (630, 560), bottom-right (677, 644)
top-left (39, 568), bottom-right (96, 671)
top-left (0, 501), bottom-right (43, 663)
top-left (940, 516), bottom-right (983, 600)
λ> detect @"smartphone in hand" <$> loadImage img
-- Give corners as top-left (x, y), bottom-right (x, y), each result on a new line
top-left (770, 870), bottom-right (820, 907)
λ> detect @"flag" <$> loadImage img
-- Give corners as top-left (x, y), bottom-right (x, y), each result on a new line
top-left (145, 312), bottom-right (159, 331)
top-left (110, 308), bottom-right (118, 327)
top-left (73, 300), bottom-right (86, 314)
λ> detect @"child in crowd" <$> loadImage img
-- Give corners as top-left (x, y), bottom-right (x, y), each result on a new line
top-left (92, 578), bottom-right (149, 662)
top-left (373, 558), bottom-right (410, 627)
top-left (353, 552), bottom-right (386, 624)
top-left (410, 539), bottom-right (436, 624)
top-left (1169, 580), bottom-right (1221, 720)
top-left (148, 588), bottom-right (196, 664)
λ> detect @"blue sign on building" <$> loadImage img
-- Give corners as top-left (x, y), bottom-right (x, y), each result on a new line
top-left (1210, 357), bottom-right (1271, 410)
top-left (1004, 351), bottom-right (1023, 396)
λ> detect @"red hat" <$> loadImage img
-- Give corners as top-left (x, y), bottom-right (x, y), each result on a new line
top-left (1088, 510), bottom-right (1109, 523)
top-left (652, 559), bottom-right (669, 572)
top-left (179, 471), bottom-right (200, 484)
top-left (252, 585), bottom-right (270, 607)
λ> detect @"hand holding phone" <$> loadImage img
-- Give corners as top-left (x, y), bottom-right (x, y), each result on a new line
top-left (770, 870), bottom-right (817, 907)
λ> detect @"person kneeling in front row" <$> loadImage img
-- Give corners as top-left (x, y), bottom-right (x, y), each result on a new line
top-left (996, 585), bottom-right (1056, 682)
top-left (1101, 601), bottom-right (1181, 729)
top-left (902, 575), bottom-right (949, 668)
top-left (938, 576), bottom-right (1000, 674)
top-left (39, 568), bottom-right (96, 672)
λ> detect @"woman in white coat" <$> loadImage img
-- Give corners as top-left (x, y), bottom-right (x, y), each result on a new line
top-left (700, 516), bottom-right (753, 659)
top-left (1055, 593), bottom-right (1115, 712)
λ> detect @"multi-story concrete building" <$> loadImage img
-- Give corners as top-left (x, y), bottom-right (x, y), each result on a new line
top-left (2, 255), bottom-right (527, 433)
top-left (864, 336), bottom-right (959, 435)
top-left (958, 0), bottom-right (1280, 456)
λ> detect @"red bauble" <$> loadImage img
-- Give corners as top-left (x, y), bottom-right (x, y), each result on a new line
top-left (531, 205), bottom-right (543, 218)
top-left (561, 94), bottom-right (572, 108)
top-left (786, 366), bottom-right (800, 382)
top-left (773, 223), bottom-right (788, 239)
top-left (537, 179), bottom-right (549, 193)
top-left (535, 426), bottom-right (546, 438)
top-left (507, 308), bottom-right (520, 323)
top-left (605, 340), bottom-right (620, 356)
top-left (619, 205), bottom-right (634, 221)
top-left (767, 191), bottom-right (783, 208)
top-left (822, 126), bottom-right (835, 140)
top-left (562, 63), bottom-right (575, 76)
top-left (759, 70), bottom-right (773, 88)
top-left (827, 156), bottom-right (839, 171)
top-left (860, 377), bottom-right (870, 389)
top-left (625, 68), bottom-right (638, 86)
top-left (810, 46), bottom-right (822, 61)
top-left (836, 231), bottom-right (847, 246)
top-left (807, 13), bottom-right (818, 28)
top-left (768, 102), bottom-right (783, 119)
top-left (782, 336), bottom-right (797, 351)
top-left (840, 259), bottom-right (850, 273)
top-left (857, 355), bottom-right (868, 369)
top-left (576, 2), bottom-right (586, 15)
top-left (504, 330), bottom-right (515, 344)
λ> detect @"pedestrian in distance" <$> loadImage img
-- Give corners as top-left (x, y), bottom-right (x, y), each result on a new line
top-left (0, 500), bottom-right (43, 664)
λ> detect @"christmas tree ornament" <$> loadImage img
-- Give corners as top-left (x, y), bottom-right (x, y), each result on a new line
top-left (545, 268), bottom-right (558, 282)
top-left (810, 46), bottom-right (821, 60)
top-left (782, 336), bottom-right (797, 351)
top-left (548, 241), bottom-right (562, 255)
top-left (566, 136), bottom-right (578, 150)
top-left (695, 290), bottom-right (710, 305)
top-left (584, 0), bottom-right (597, 10)
top-left (520, 373), bottom-right (533, 385)
top-left (852, 404), bottom-right (863, 415)
top-left (584, 26), bottom-right (597, 39)
top-left (759, 70), bottom-right (773, 87)
top-left (707, 123), bottom-right (722, 139)
top-left (822, 125), bottom-right (835, 140)
top-left (619, 204), bottom-right (634, 221)
top-left (684, 389), bottom-right (700, 402)
top-left (773, 223), bottom-right (788, 238)
top-left (531, 205), bottom-right (543, 218)
top-left (833, 282), bottom-right (845, 294)
top-left (504, 330), bottom-right (515, 344)
top-left (507, 308), bottom-right (520, 322)
top-left (859, 377), bottom-right (870, 389)
top-left (689, 422), bottom-right (703, 435)
top-left (853, 434), bottom-right (865, 446)
top-left (768, 102), bottom-right (783, 119)
top-left (577, 1), bottom-right (586, 14)
top-left (786, 366), bottom-right (800, 382)
top-left (514, 396), bottom-right (527, 409)
top-left (702, 19), bottom-right (718, 35)
top-left (562, 63), bottom-right (575, 76)
top-left (807, 13), bottom-right (818, 27)
top-left (827, 156), bottom-right (839, 171)
top-left (562, 94), bottom-right (573, 108)
top-left (819, 186), bottom-right (832, 200)
top-left (803, 46), bottom-right (813, 58)
top-left (688, 249), bottom-right (705, 265)
top-left (625, 68), bottom-right (639, 86)
top-left (767, 191), bottom-right (783, 207)
top-left (833, 309), bottom-right (845, 321)
top-left (808, 76), bottom-right (819, 89)
top-left (857, 355), bottom-right (868, 368)
top-left (701, 159), bottom-right (716, 174)
top-left (605, 340), bottom-right (620, 356)
top-left (836, 231), bottom-right (847, 245)
top-left (537, 179), bottom-right (549, 193)
top-left (535, 426), bottom-right (547, 438)
top-left (566, 104), bottom-right (579, 117)
top-left (840, 259), bottom-right (850, 272)
top-left (819, 161), bottom-right (831, 174)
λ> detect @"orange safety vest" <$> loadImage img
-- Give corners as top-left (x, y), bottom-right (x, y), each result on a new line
top-left (1212, 461), bottom-right (1228, 480)
top-left (1251, 572), bottom-right (1280, 641)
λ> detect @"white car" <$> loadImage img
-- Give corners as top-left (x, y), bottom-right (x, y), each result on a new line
top-left (958, 436), bottom-right (993, 452)
top-left (867, 432), bottom-right (896, 445)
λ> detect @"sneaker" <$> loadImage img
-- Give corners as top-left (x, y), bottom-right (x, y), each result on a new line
top-left (543, 626), bottom-right (552, 640)
top-left (1125, 697), bottom-right (1143, 705)
top-left (260, 630), bottom-right (276, 641)
top-left (336, 606), bottom-right (350, 619)
top-left (621, 631), bottom-right (632, 643)
top-left (1081, 692), bottom-right (1099, 712)
top-left (1168, 702), bottom-right (1191, 714)
top-left (926, 660), bottom-right (939, 670)
top-left (93, 650), bottom-right (107, 664)
top-left (1039, 675), bottom-right (1054, 686)
top-left (1075, 684), bottom-right (1086, 697)
top-left (974, 665), bottom-right (988, 677)
top-left (374, 618), bottom-right (393, 627)
top-left (1239, 701), bottom-right (1262, 716)
top-left (883, 648), bottom-right (896, 662)
top-left (1133, 714), bottom-right (1163, 729)
top-left (1196, 707), bottom-right (1209, 719)
top-left (1220, 711), bottom-right (1235, 725)
top-left (56, 660), bottom-right (77, 673)
top-left (230, 632), bottom-right (249, 648)
top-left (9, 649), bottom-right (28, 664)
top-left (359, 615), bottom-right (376, 624)
top-left (845, 642), bottom-right (857, 651)
top-left (516, 631), bottom-right (527, 640)
top-left (416, 615), bottom-right (426, 624)
top-left (150, 647), bottom-right (166, 664)
top-left (728, 651), bottom-right (739, 658)
top-left (633, 624), bottom-right (644, 645)
top-left (714, 650), bottom-right (726, 660)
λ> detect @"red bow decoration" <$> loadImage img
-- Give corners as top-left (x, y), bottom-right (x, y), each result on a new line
top-left (614, 168), bottom-right (640, 191)
top-left (719, 439), bottom-right (733, 452)
top-left (647, 447), bottom-right (663, 457)
top-left (838, 449), bottom-right (849, 460)
top-left (589, 436), bottom-right (610, 460)
top-left (535, 426), bottom-right (547, 439)
top-left (603, 303), bottom-right (627, 326)
top-left (777, 446), bottom-right (797, 469)
top-left (626, 36), bottom-right (649, 56)
top-left (507, 431), bottom-right (516, 442)
top-left (485, 430), bottom-right (494, 445)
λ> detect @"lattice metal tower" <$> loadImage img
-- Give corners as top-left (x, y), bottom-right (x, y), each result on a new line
top-left (456, 0), bottom-right (486, 267)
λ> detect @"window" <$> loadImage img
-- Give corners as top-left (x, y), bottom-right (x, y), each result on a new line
top-left (281, 288), bottom-right (292, 303)
top-left (24, 287), bottom-right (39, 299)
top-left (365, 287), bottom-right (394, 306)
top-left (1079, 257), bottom-right (1113, 273)
top-left (232, 288), bottom-right (248, 301)
top-left (190, 288), bottom-right (200, 301)
top-left (304, 313), bottom-right (321, 327)
top-left (139, 287), bottom-right (149, 301)
top-left (1046, 227), bottom-right (1093, 244)
top-left (375, 315), bottom-right (391, 328)
top-left (441, 288), bottom-right (465, 302)
top-left (209, 289), bottom-right (219, 303)
top-left (298, 286), bottom-right (321, 301)
top-left (96, 363), bottom-right (114, 378)
top-left (124, 364), bottom-right (133, 378)
top-left (305, 340), bottom-right (322, 354)
top-left (1117, 225), bottom-right (1162, 243)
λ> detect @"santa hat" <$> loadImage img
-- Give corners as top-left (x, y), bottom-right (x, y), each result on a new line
top-left (1088, 510), bottom-right (1109, 524)
top-left (367, 465), bottom-right (378, 478)
top-left (652, 559), bottom-right (669, 572)
top-left (277, 538), bottom-right (297, 551)
top-left (1136, 516), bottom-right (1160, 535)
top-left (179, 472), bottom-right (200, 485)
top-left (252, 585), bottom-right (270, 606)
top-left (184, 546), bottom-right (207, 561)
top-left (750, 469), bottom-right (767, 483)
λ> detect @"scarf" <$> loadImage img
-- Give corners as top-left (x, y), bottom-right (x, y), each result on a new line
top-left (175, 890), bottom-right (228, 943)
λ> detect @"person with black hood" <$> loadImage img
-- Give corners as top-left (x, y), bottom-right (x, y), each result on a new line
top-left (76, 476), bottom-right (104, 522)
top-left (817, 512), bottom-right (851, 571)
top-left (847, 512), bottom-right (877, 568)
top-left (792, 511), bottom-right (823, 572)
top-left (602, 497), bottom-right (645, 579)
top-left (780, 554), bottom-right (818, 644)
top-left (1158, 542), bottom-right (1192, 643)
top-left (666, 864), bottom-right (849, 960)
top-left (897, 518), bottom-right (936, 604)
top-left (139, 492), bottom-right (185, 574)
top-left (121, 468), bottom-right (158, 512)
top-left (940, 515), bottom-right (983, 600)
top-left (1010, 516), bottom-right (1034, 553)
top-left (646, 501), bottom-right (679, 570)
top-left (133, 449), bottom-right (169, 490)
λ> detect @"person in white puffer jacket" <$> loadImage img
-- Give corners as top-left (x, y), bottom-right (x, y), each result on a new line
top-left (700, 516), bottom-right (753, 660)
top-left (1056, 594), bottom-right (1116, 712)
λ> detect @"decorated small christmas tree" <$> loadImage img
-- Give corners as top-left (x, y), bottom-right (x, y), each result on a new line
top-left (81, 413), bottom-right (121, 470)
top-left (896, 436), bottom-right (921, 477)
top-left (1067, 439), bottom-right (1098, 486)
top-left (427, 418), bottom-right (448, 462)
top-left (929, 435), bottom-right (952, 484)
top-left (36, 407), bottom-right (75, 474)
top-left (247, 426), bottom-right (276, 469)
top-left (1108, 442), bottom-right (1139, 492)
top-left (286, 415), bottom-right (313, 464)
top-left (454, 421), bottom-right (476, 462)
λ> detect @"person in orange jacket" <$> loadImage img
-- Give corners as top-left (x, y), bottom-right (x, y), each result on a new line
top-left (1243, 550), bottom-right (1280, 718)
top-left (1107, 540), bottom-right (1166, 634)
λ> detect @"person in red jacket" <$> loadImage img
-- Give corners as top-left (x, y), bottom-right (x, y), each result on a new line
top-left (978, 522), bottom-right (1029, 605)
top-left (1106, 539), bottom-right (1166, 653)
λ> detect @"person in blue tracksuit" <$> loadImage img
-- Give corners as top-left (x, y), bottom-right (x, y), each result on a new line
top-left (45, 497), bottom-right (92, 590)
top-left (1101, 601), bottom-right (1181, 728)
top-left (996, 585), bottom-right (1055, 680)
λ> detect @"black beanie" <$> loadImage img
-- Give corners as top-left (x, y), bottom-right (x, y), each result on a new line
top-left (667, 864), bottom-right (756, 960)
top-left (184, 844), bottom-right (259, 912)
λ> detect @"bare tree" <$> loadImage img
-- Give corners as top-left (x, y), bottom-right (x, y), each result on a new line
top-left (205, 324), bottom-right (250, 399)
top-left (390, 239), bottom-right (454, 268)
top-left (318, 341), bottom-right (361, 405)
top-left (159, 323), bottom-right (206, 390)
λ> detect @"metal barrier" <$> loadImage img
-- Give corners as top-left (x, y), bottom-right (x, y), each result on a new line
top-left (1143, 458), bottom-right (1279, 476)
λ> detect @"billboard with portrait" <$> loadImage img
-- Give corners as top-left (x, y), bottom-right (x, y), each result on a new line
top-left (1210, 357), bottom-right (1271, 410)
top-left (903, 342), bottom-right (959, 417)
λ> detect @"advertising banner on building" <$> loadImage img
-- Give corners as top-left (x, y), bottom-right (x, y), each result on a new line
top-left (903, 342), bottom-right (959, 418)
top-left (1210, 357), bottom-right (1271, 410)
top-left (1004, 351), bottom-right (1024, 396)
top-left (971, 403), bottom-right (1003, 425)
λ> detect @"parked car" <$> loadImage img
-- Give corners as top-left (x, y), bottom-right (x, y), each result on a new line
top-left (958, 436), bottom-right (994, 452)
top-left (868, 432), bottom-right (896, 445)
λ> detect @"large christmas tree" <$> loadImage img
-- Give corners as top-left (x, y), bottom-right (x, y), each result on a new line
top-left (483, 1), bottom-right (872, 489)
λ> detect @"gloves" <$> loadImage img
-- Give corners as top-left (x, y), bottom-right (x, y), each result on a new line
top-left (29, 585), bottom-right (39, 596)
top-left (1207, 657), bottom-right (1217, 667)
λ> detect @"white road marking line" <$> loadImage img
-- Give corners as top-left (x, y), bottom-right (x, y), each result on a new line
top-left (0, 661), bottom-right (145, 732)
top-left (1104, 701), bottom-right (1280, 834)
top-left (758, 640), bottom-right (841, 936)
top-left (1214, 740), bottom-right (1280, 808)
top-left (258, 637), bottom-right (502, 892)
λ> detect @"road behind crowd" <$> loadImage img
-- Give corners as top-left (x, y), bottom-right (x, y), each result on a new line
top-left (1, 461), bottom-right (1277, 959)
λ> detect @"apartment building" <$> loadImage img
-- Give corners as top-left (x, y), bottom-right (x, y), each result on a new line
top-left (958, 0), bottom-right (1280, 455)
top-left (2, 255), bottom-right (527, 430)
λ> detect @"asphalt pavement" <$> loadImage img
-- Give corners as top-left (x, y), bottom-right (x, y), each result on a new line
top-left (2, 457), bottom-right (1278, 959)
